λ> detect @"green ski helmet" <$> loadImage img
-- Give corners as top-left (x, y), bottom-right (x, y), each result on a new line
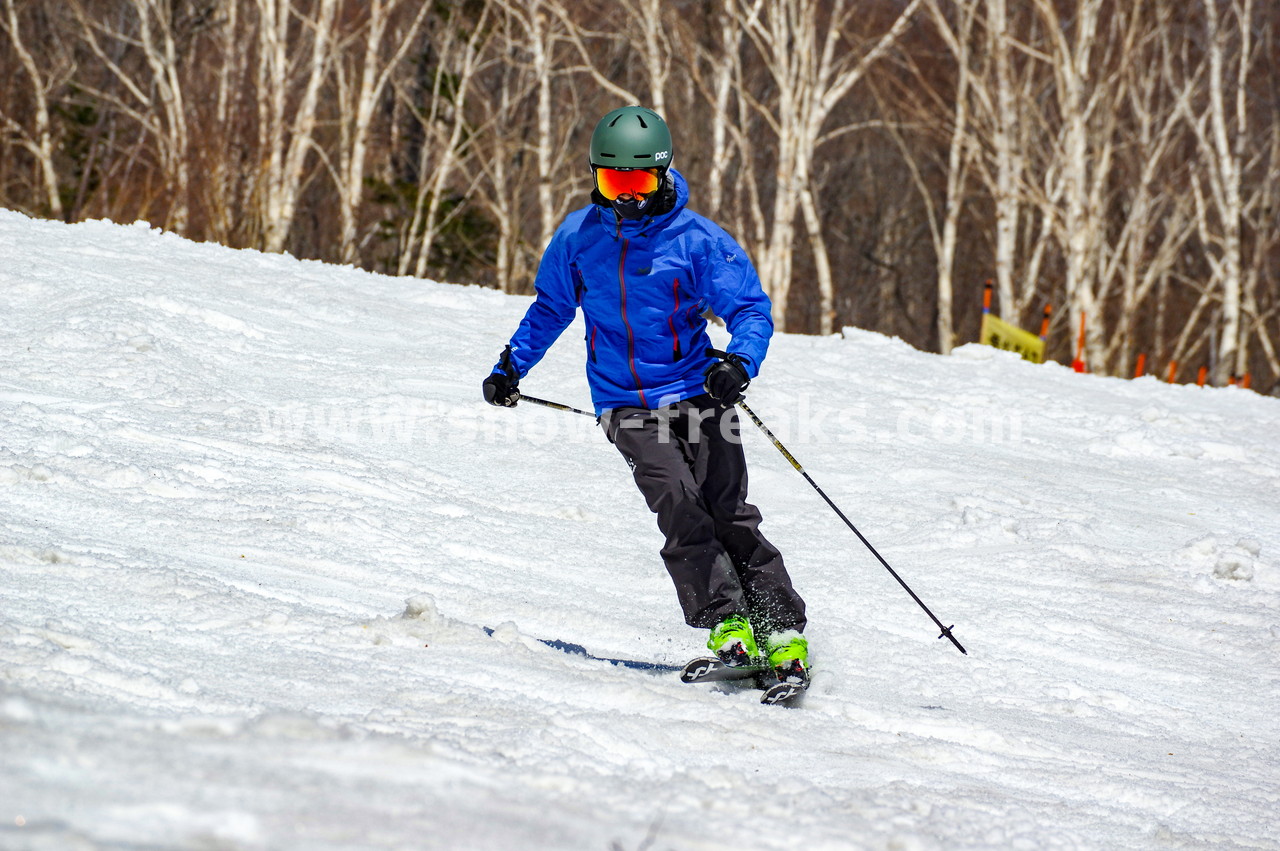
top-left (589, 106), bottom-right (673, 170)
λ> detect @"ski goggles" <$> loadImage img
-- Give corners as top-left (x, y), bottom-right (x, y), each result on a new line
top-left (594, 167), bottom-right (661, 201)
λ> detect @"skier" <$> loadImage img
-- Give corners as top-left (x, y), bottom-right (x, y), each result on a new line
top-left (482, 105), bottom-right (808, 684)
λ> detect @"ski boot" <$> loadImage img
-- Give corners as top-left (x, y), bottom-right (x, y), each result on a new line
top-left (763, 629), bottom-right (810, 688)
top-left (706, 614), bottom-right (760, 668)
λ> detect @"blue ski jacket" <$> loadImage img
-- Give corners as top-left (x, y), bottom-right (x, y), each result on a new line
top-left (493, 169), bottom-right (774, 415)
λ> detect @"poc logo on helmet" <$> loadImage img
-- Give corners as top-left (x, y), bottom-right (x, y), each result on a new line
top-left (654, 150), bottom-right (670, 161)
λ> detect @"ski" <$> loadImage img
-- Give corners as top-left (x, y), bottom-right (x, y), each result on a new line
top-left (679, 655), bottom-right (766, 684)
top-left (481, 627), bottom-right (682, 673)
top-left (760, 677), bottom-right (808, 705)
top-left (681, 656), bottom-right (810, 705)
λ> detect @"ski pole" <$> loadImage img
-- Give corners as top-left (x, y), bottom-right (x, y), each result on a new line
top-left (512, 371), bottom-right (967, 654)
top-left (707, 350), bottom-right (967, 655)
top-left (513, 392), bottom-right (595, 418)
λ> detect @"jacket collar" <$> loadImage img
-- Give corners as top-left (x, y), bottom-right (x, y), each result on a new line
top-left (592, 168), bottom-right (689, 238)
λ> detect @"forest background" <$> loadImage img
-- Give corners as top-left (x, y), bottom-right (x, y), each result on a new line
top-left (2, 0), bottom-right (1277, 390)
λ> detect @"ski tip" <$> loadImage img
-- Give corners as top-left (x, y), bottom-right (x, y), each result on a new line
top-left (680, 658), bottom-right (719, 683)
top-left (680, 655), bottom-right (769, 684)
top-left (760, 681), bottom-right (806, 705)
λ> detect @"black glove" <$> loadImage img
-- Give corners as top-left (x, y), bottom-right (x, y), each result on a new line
top-left (483, 372), bottom-right (519, 407)
top-left (703, 353), bottom-right (750, 405)
top-left (483, 346), bottom-right (520, 407)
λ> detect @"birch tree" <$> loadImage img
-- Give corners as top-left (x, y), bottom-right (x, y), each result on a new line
top-left (1238, 95), bottom-right (1280, 385)
top-left (205, 0), bottom-right (250, 243)
top-left (901, 0), bottom-right (1038, 338)
top-left (1098, 6), bottom-right (1200, 374)
top-left (1189, 0), bottom-right (1258, 385)
top-left (624, 0), bottom-right (671, 116)
top-left (696, 0), bottom-right (758, 222)
top-left (545, 0), bottom-right (671, 114)
top-left (70, 0), bottom-right (195, 232)
top-left (1023, 0), bottom-right (1114, 370)
top-left (1, 0), bottom-right (68, 219)
top-left (468, 42), bottom-right (525, 293)
top-left (398, 4), bottom-right (493, 279)
top-left (256, 0), bottom-right (338, 254)
top-left (333, 0), bottom-right (429, 265)
top-left (891, 0), bottom-right (983, 354)
top-left (530, 2), bottom-right (559, 257)
top-left (488, 0), bottom-right (588, 263)
top-left (733, 0), bottom-right (923, 332)
top-left (2, 0), bottom-right (1276, 388)
top-left (984, 0), bottom-right (1024, 322)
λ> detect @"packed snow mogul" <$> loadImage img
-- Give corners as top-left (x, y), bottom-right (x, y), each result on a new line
top-left (482, 106), bottom-right (809, 689)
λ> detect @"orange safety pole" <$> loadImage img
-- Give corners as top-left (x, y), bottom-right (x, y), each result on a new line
top-left (1072, 313), bottom-right (1087, 373)
top-left (1167, 361), bottom-right (1178, 383)
top-left (1134, 353), bottom-right (1146, 378)
top-left (1197, 366), bottom-right (1208, 387)
top-left (1243, 373), bottom-right (1252, 390)
top-left (1038, 305), bottom-right (1052, 340)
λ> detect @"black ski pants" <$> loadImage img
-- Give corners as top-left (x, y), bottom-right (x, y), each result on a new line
top-left (602, 395), bottom-right (806, 634)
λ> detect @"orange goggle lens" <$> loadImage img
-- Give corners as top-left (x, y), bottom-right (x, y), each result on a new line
top-left (595, 167), bottom-right (660, 201)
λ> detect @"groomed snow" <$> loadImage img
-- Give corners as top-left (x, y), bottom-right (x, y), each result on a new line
top-left (2, 210), bottom-right (1278, 850)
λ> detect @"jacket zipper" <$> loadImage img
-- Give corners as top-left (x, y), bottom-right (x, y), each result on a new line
top-left (669, 277), bottom-right (682, 362)
top-left (617, 239), bottom-right (647, 407)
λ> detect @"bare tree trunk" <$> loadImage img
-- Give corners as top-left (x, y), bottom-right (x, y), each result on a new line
top-left (1099, 5), bottom-right (1199, 373)
top-left (258, 0), bottom-right (338, 254)
top-left (530, 2), bottom-right (557, 252)
top-left (634, 0), bottom-right (669, 115)
top-left (1028, 0), bottom-right (1112, 370)
top-left (131, 0), bottom-right (189, 233)
top-left (257, 0), bottom-right (286, 243)
top-left (702, 0), bottom-right (756, 219)
top-left (987, 0), bottom-right (1021, 319)
top-left (1240, 80), bottom-right (1280, 383)
top-left (70, 0), bottom-right (194, 232)
top-left (208, 0), bottom-right (244, 243)
top-left (336, 0), bottom-right (429, 266)
top-left (737, 0), bottom-right (922, 330)
top-left (1, 0), bottom-right (65, 219)
top-left (410, 158), bottom-right (486, 281)
top-left (475, 61), bottom-right (520, 293)
top-left (919, 0), bottom-right (981, 353)
top-left (489, 0), bottom-right (582, 267)
top-left (407, 6), bottom-right (491, 279)
top-left (1198, 0), bottom-right (1249, 385)
top-left (1060, 0), bottom-right (1102, 370)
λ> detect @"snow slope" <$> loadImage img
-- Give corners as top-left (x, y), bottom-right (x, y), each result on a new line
top-left (2, 210), bottom-right (1279, 850)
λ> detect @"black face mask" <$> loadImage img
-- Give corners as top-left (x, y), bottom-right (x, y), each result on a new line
top-left (611, 195), bottom-right (653, 220)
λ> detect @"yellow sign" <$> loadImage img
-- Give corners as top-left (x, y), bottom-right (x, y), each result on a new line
top-left (980, 313), bottom-right (1045, 363)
